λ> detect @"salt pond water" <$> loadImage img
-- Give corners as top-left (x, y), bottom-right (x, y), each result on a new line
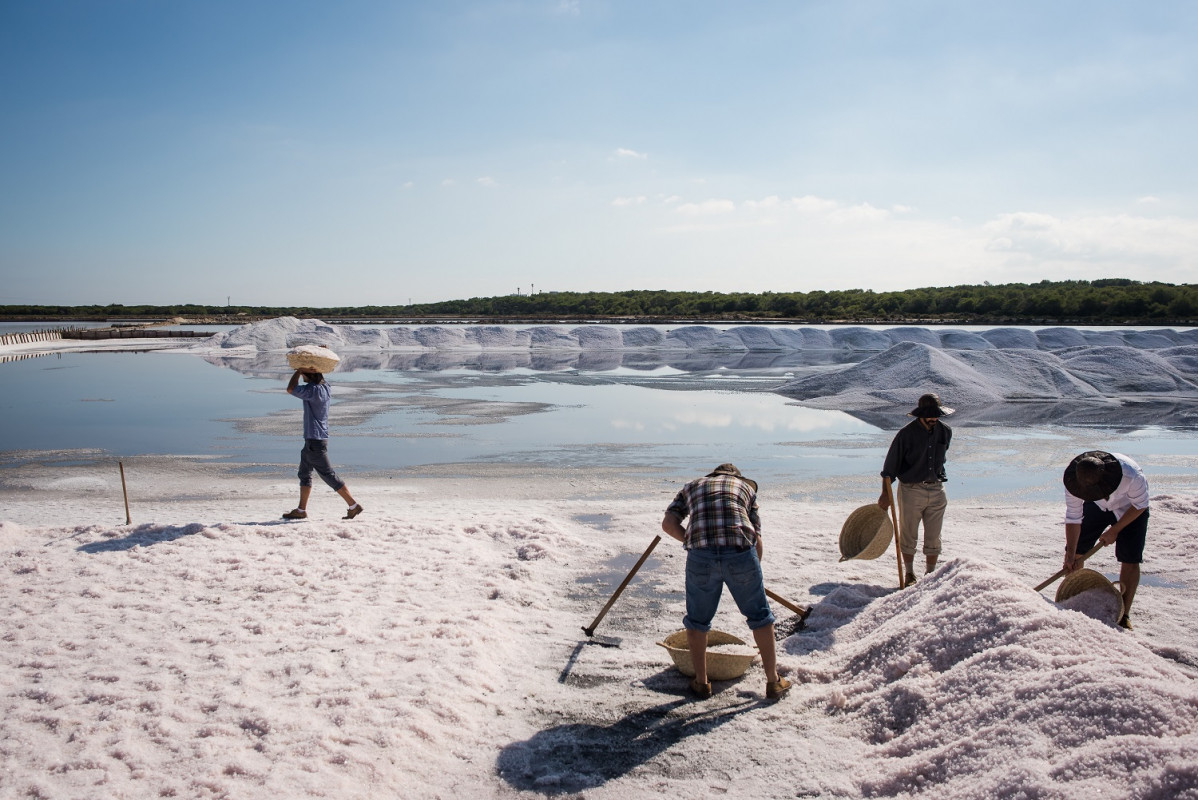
top-left (3, 322), bottom-right (1198, 503)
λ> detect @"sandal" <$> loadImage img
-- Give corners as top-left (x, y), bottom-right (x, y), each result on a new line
top-left (689, 678), bottom-right (713, 699)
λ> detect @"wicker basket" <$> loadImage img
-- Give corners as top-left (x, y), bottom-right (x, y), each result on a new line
top-left (287, 345), bottom-right (340, 373)
top-left (838, 504), bottom-right (894, 562)
top-left (1055, 568), bottom-right (1124, 625)
top-left (657, 629), bottom-right (758, 680)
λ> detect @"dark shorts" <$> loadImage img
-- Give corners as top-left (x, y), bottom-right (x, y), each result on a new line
top-left (298, 439), bottom-right (344, 491)
top-left (1076, 501), bottom-right (1148, 564)
top-left (682, 545), bottom-right (775, 632)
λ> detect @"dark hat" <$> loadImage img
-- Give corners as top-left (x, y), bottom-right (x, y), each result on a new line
top-left (908, 393), bottom-right (954, 418)
top-left (706, 463), bottom-right (758, 493)
top-left (1063, 451), bottom-right (1123, 501)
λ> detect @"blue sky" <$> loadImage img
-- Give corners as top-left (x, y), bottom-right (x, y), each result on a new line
top-left (2, 1), bottom-right (1196, 306)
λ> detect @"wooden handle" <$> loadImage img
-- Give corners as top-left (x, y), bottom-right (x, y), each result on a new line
top-left (1033, 541), bottom-right (1107, 592)
top-left (766, 587), bottom-right (811, 620)
top-left (884, 481), bottom-right (904, 589)
top-left (582, 535), bottom-right (661, 636)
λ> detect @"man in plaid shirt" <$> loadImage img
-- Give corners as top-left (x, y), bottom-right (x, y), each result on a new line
top-left (662, 463), bottom-right (791, 701)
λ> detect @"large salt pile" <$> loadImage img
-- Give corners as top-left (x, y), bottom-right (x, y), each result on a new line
top-left (790, 558), bottom-right (1198, 798)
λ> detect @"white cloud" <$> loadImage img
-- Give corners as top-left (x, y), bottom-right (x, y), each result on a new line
top-left (613, 148), bottom-right (647, 160)
top-left (1136, 196), bottom-right (1161, 205)
top-left (789, 195), bottom-right (840, 214)
top-left (441, 178), bottom-right (456, 186)
top-left (745, 196), bottom-right (781, 211)
top-left (555, 0), bottom-right (581, 16)
top-left (477, 176), bottom-right (496, 187)
top-left (983, 211), bottom-right (1198, 266)
top-left (675, 199), bottom-right (736, 216)
top-left (611, 195), bottom-right (647, 206)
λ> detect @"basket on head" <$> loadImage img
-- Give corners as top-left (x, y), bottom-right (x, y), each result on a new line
top-left (657, 629), bottom-right (758, 680)
top-left (839, 504), bottom-right (894, 562)
top-left (287, 345), bottom-right (340, 374)
top-left (1055, 568), bottom-right (1124, 625)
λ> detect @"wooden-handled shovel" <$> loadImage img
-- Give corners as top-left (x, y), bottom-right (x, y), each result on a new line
top-left (1033, 541), bottom-right (1107, 592)
top-left (582, 535), bottom-right (661, 647)
top-left (766, 588), bottom-right (812, 624)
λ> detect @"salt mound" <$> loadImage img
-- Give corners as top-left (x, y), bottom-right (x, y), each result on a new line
top-left (1159, 345), bottom-right (1198, 374)
top-left (663, 326), bottom-right (721, 349)
top-left (981, 327), bottom-right (1041, 349)
top-left (793, 558), bottom-right (1198, 798)
top-left (883, 327), bottom-right (942, 347)
top-left (466, 326), bottom-right (532, 349)
top-left (1036, 328), bottom-right (1088, 349)
top-left (1123, 330), bottom-right (1180, 349)
top-left (338, 325), bottom-right (389, 349)
top-left (415, 327), bottom-right (474, 349)
top-left (951, 348), bottom-right (1106, 400)
top-left (794, 327), bottom-right (835, 349)
top-left (1061, 346), bottom-right (1198, 395)
top-left (1080, 329), bottom-right (1128, 347)
top-left (386, 327), bottom-right (422, 348)
top-left (211, 317), bottom-right (325, 350)
top-left (529, 327), bottom-right (579, 349)
top-left (722, 326), bottom-right (784, 351)
top-left (829, 327), bottom-right (893, 350)
top-left (939, 330), bottom-right (994, 350)
top-left (778, 342), bottom-right (1007, 409)
top-left (619, 326), bottom-right (664, 348)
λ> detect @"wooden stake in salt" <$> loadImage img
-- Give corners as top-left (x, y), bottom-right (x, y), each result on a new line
top-left (119, 461), bottom-right (132, 525)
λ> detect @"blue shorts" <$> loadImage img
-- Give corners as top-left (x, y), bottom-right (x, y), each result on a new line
top-left (683, 545), bottom-right (775, 632)
top-left (298, 439), bottom-right (344, 491)
top-left (1077, 501), bottom-right (1148, 564)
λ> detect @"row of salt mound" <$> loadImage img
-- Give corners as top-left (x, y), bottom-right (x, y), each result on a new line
top-left (774, 341), bottom-right (1198, 409)
top-left (201, 318), bottom-right (1198, 353)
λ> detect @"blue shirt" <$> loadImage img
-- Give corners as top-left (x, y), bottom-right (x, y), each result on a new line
top-left (290, 381), bottom-right (331, 440)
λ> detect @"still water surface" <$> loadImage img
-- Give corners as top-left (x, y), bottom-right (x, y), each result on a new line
top-left (3, 348), bottom-right (1195, 503)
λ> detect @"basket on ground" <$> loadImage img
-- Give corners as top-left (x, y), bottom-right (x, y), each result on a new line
top-left (838, 503), bottom-right (894, 562)
top-left (657, 629), bottom-right (758, 680)
top-left (1055, 568), bottom-right (1124, 625)
top-left (287, 345), bottom-right (340, 373)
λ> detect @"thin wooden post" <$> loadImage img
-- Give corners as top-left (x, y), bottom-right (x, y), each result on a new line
top-left (119, 461), bottom-right (131, 525)
top-left (885, 480), bottom-right (904, 589)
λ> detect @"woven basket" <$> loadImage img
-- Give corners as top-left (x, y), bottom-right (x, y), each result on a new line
top-left (287, 345), bottom-right (340, 373)
top-left (838, 504), bottom-right (894, 562)
top-left (657, 629), bottom-right (758, 680)
top-left (1055, 568), bottom-right (1124, 624)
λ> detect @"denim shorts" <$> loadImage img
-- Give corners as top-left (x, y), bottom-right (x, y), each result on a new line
top-left (683, 545), bottom-right (775, 632)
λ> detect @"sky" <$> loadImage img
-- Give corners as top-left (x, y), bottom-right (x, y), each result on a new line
top-left (2, 0), bottom-right (1197, 307)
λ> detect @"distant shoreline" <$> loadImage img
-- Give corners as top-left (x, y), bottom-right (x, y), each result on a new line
top-left (2, 315), bottom-right (1196, 328)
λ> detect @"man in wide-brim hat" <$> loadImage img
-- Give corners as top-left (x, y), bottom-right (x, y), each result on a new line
top-left (1062, 450), bottom-right (1150, 630)
top-left (878, 393), bottom-right (954, 587)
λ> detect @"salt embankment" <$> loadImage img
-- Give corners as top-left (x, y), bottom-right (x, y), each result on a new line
top-left (191, 318), bottom-right (1198, 411)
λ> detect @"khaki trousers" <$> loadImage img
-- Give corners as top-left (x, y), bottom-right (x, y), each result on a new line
top-left (897, 481), bottom-right (947, 556)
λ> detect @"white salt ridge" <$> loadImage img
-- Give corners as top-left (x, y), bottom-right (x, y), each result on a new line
top-left (190, 318), bottom-right (1198, 408)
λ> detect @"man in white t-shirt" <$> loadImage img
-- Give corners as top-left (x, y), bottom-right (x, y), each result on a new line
top-left (1062, 451), bottom-right (1149, 630)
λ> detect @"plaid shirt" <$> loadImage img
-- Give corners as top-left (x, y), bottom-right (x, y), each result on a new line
top-left (666, 474), bottom-right (761, 550)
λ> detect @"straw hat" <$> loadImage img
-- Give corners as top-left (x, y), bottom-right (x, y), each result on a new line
top-left (1063, 451), bottom-right (1123, 501)
top-left (838, 503), bottom-right (894, 561)
top-left (1055, 568), bottom-right (1124, 625)
top-left (287, 345), bottom-right (341, 374)
top-left (657, 629), bottom-right (758, 680)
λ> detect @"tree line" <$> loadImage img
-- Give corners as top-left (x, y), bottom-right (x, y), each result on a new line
top-left (3, 279), bottom-right (1196, 324)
